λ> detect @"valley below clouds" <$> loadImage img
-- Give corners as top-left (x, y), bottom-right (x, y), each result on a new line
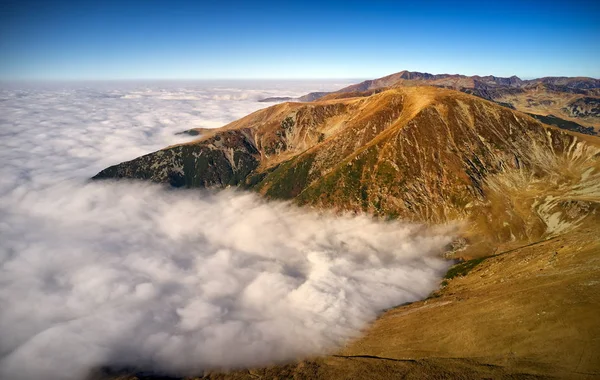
top-left (0, 81), bottom-right (454, 379)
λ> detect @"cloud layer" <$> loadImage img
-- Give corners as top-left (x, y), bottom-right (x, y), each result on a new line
top-left (0, 80), bottom-right (352, 194)
top-left (0, 81), bottom-right (453, 379)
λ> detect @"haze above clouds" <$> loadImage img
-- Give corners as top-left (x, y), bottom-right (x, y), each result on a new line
top-left (0, 81), bottom-right (454, 379)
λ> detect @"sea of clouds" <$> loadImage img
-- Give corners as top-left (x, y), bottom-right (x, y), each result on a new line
top-left (0, 80), bottom-right (455, 379)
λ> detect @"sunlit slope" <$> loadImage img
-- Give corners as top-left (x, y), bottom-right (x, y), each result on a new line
top-left (94, 86), bottom-right (600, 245)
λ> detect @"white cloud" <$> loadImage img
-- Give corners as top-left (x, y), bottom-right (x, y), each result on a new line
top-left (0, 80), bottom-right (453, 379)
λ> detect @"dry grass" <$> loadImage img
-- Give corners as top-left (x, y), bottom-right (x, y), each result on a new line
top-left (341, 223), bottom-right (600, 379)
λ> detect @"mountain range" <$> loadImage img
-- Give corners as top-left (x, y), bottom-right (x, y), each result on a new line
top-left (92, 72), bottom-right (600, 379)
top-left (263, 71), bottom-right (600, 135)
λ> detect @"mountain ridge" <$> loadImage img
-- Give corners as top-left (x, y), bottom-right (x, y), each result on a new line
top-left (306, 70), bottom-right (600, 95)
top-left (93, 85), bottom-right (600, 249)
top-left (259, 71), bottom-right (600, 134)
top-left (91, 76), bottom-right (600, 380)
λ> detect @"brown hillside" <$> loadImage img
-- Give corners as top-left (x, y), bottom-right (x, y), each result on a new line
top-left (94, 87), bottom-right (600, 249)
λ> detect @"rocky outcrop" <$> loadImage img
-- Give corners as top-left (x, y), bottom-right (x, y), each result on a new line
top-left (94, 129), bottom-right (261, 188)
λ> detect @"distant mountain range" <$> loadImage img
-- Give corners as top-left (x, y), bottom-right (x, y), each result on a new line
top-left (260, 71), bottom-right (600, 135)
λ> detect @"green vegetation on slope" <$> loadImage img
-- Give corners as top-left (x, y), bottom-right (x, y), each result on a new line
top-left (260, 153), bottom-right (316, 199)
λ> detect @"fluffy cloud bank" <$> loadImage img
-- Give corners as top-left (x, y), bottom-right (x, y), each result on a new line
top-left (0, 183), bottom-right (453, 379)
top-left (0, 81), bottom-right (453, 379)
top-left (0, 80), bottom-right (352, 194)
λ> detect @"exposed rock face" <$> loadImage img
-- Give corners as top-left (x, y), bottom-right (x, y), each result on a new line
top-left (94, 86), bottom-right (600, 244)
top-left (94, 129), bottom-right (261, 188)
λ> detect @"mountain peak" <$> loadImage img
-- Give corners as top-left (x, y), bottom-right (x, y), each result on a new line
top-left (93, 85), bottom-right (600, 246)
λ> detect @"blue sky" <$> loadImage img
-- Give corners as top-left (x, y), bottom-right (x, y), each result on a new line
top-left (1, 0), bottom-right (599, 80)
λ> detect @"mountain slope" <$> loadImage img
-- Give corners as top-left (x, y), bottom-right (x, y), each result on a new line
top-left (94, 86), bottom-right (600, 247)
top-left (92, 83), bottom-right (600, 380)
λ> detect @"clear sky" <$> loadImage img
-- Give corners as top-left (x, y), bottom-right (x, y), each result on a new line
top-left (1, 0), bottom-right (599, 80)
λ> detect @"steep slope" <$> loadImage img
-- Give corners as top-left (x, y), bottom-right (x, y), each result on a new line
top-left (94, 86), bottom-right (600, 246)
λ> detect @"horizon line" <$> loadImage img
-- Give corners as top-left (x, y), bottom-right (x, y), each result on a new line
top-left (1, 72), bottom-right (599, 83)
